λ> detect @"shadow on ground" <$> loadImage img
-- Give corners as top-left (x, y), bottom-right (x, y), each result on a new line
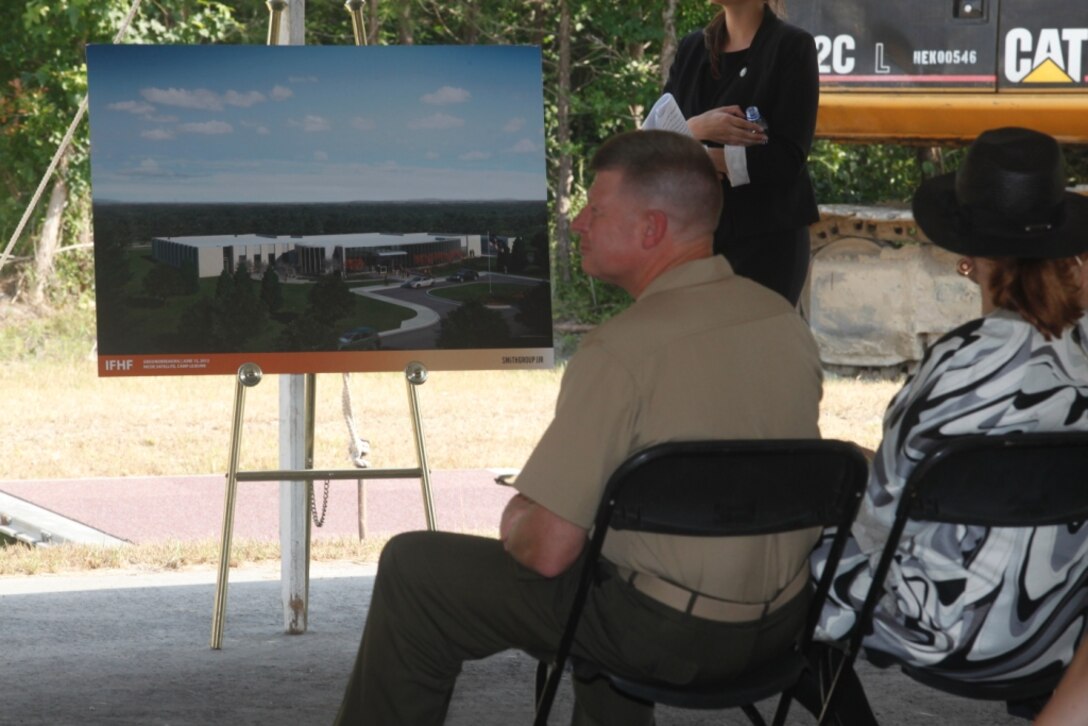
top-left (1, 563), bottom-right (1027, 726)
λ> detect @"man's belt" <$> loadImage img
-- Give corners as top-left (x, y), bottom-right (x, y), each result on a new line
top-left (613, 564), bottom-right (808, 623)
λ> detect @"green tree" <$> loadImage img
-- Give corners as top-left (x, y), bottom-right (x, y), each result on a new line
top-left (515, 281), bottom-right (553, 337)
top-left (230, 261), bottom-right (268, 331)
top-left (279, 311), bottom-right (338, 352)
top-left (0, 0), bottom-right (243, 302)
top-left (307, 273), bottom-right (355, 324)
top-left (177, 296), bottom-right (214, 351)
top-left (10, 0), bottom-right (1086, 334)
top-left (530, 229), bottom-right (549, 271)
top-left (260, 266), bottom-right (284, 314)
top-left (91, 234), bottom-right (133, 353)
top-left (509, 237), bottom-right (529, 274)
top-left (198, 262), bottom-right (267, 351)
top-left (277, 272), bottom-right (355, 351)
top-left (437, 300), bottom-right (512, 349)
top-left (142, 263), bottom-right (188, 301)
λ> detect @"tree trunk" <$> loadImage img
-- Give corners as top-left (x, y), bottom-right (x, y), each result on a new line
top-left (398, 0), bottom-right (414, 44)
top-left (367, 0), bottom-right (380, 44)
top-left (629, 41), bottom-right (647, 126)
top-left (553, 0), bottom-right (573, 284)
top-left (31, 155), bottom-right (67, 308)
top-left (916, 146), bottom-right (945, 178)
top-left (660, 0), bottom-right (679, 84)
top-left (462, 0), bottom-right (478, 44)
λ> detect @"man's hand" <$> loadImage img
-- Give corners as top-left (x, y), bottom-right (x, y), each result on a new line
top-left (500, 493), bottom-right (587, 578)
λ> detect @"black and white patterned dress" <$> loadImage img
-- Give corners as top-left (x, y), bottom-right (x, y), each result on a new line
top-left (814, 308), bottom-right (1088, 680)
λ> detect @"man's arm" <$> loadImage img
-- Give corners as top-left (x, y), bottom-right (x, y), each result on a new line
top-left (500, 493), bottom-right (587, 578)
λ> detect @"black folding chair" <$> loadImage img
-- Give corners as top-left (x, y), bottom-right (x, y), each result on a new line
top-left (532, 439), bottom-right (869, 726)
top-left (822, 432), bottom-right (1088, 722)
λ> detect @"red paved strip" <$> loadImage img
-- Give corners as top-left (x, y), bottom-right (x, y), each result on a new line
top-left (0, 470), bottom-right (511, 544)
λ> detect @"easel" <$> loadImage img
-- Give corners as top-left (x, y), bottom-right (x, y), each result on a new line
top-left (210, 362), bottom-right (436, 649)
top-left (209, 0), bottom-right (429, 650)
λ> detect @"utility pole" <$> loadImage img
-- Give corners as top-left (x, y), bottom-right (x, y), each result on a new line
top-left (272, 0), bottom-right (311, 637)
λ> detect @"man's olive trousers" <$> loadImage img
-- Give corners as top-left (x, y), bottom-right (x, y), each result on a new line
top-left (333, 531), bottom-right (807, 725)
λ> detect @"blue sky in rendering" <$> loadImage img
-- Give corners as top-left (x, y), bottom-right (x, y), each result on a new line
top-left (86, 45), bottom-right (546, 203)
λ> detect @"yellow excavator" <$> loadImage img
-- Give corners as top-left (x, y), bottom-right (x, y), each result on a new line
top-left (793, 0), bottom-right (1087, 143)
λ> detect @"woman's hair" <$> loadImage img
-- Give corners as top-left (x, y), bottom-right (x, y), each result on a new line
top-left (703, 1), bottom-right (785, 79)
top-left (986, 256), bottom-right (1085, 339)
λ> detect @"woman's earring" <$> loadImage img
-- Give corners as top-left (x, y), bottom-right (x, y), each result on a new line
top-left (956, 257), bottom-right (973, 277)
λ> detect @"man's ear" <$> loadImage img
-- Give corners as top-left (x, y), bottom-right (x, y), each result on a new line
top-left (641, 209), bottom-right (668, 250)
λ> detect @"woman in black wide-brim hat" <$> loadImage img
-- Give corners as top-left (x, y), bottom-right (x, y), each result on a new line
top-left (806, 127), bottom-right (1088, 723)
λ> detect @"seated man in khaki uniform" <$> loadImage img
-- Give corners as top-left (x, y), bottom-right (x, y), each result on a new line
top-left (334, 129), bottom-right (823, 726)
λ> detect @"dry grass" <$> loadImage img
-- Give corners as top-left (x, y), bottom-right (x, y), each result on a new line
top-left (0, 360), bottom-right (897, 478)
top-left (820, 374), bottom-right (901, 453)
top-left (0, 536), bottom-right (392, 577)
top-left (0, 361), bottom-right (564, 478)
top-left (0, 352), bottom-right (902, 574)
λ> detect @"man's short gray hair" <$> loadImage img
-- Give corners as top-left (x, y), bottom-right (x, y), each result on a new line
top-left (590, 130), bottom-right (723, 237)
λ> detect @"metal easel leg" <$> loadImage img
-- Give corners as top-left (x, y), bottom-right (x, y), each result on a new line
top-left (211, 363), bottom-right (263, 650)
top-left (405, 361), bottom-right (437, 531)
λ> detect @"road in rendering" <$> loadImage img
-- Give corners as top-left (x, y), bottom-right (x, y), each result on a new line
top-left (371, 273), bottom-right (543, 350)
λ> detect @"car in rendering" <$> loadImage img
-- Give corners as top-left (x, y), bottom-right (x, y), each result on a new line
top-left (446, 269), bottom-right (481, 282)
top-left (401, 275), bottom-right (435, 289)
top-left (337, 325), bottom-right (381, 351)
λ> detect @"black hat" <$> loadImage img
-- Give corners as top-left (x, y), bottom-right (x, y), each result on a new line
top-left (912, 127), bottom-right (1088, 258)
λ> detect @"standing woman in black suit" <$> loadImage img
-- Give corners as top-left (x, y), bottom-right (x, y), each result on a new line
top-left (665, 0), bottom-right (819, 305)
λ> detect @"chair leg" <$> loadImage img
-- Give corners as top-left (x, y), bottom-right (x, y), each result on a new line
top-left (534, 660), bottom-right (564, 726)
top-left (535, 660), bottom-right (548, 705)
top-left (741, 702), bottom-right (768, 726)
top-left (770, 690), bottom-right (794, 726)
top-left (815, 652), bottom-right (878, 726)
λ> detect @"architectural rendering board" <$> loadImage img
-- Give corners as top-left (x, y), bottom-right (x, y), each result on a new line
top-left (86, 44), bottom-right (552, 377)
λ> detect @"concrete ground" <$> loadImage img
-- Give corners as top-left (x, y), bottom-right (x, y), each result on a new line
top-left (1, 561), bottom-right (1029, 726)
top-left (0, 473), bottom-right (1031, 725)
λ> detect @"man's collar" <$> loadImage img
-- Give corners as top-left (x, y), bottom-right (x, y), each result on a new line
top-left (637, 256), bottom-right (734, 301)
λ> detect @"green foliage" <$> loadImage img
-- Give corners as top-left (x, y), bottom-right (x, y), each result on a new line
top-left (306, 273), bottom-right (355, 325)
top-left (50, 247), bottom-right (96, 307)
top-left (809, 141), bottom-right (922, 205)
top-left (277, 273), bottom-right (355, 351)
top-left (436, 299), bottom-right (512, 348)
top-left (509, 238), bottom-right (529, 274)
top-left (260, 267), bottom-right (283, 313)
top-left (0, 304), bottom-right (96, 362)
top-left (552, 243), bottom-right (632, 325)
top-left (0, 0), bottom-right (243, 282)
top-left (7, 0), bottom-right (1087, 336)
top-left (515, 282), bottom-right (553, 334)
top-left (196, 262), bottom-right (268, 351)
top-left (142, 261), bottom-right (191, 300)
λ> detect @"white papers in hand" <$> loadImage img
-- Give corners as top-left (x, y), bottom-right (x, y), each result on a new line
top-left (641, 93), bottom-right (692, 136)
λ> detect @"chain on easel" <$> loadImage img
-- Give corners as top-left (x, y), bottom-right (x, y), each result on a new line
top-left (310, 478), bottom-right (331, 527)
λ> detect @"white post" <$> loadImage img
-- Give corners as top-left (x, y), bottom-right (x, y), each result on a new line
top-left (278, 0), bottom-right (310, 635)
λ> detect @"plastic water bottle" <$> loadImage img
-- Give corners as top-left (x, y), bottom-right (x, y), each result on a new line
top-left (745, 105), bottom-right (769, 133)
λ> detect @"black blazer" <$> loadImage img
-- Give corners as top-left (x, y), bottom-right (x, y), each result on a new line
top-left (664, 6), bottom-right (819, 243)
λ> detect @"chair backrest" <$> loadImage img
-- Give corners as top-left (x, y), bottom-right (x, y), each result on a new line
top-left (898, 432), bottom-right (1088, 527)
top-left (535, 438), bottom-right (869, 726)
top-left (599, 439), bottom-right (869, 655)
top-left (846, 432), bottom-right (1088, 687)
top-left (600, 439), bottom-right (869, 538)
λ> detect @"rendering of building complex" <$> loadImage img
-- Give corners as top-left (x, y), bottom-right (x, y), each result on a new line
top-left (150, 232), bottom-right (483, 279)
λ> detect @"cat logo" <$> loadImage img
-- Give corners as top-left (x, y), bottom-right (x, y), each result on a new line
top-left (1004, 27), bottom-right (1088, 84)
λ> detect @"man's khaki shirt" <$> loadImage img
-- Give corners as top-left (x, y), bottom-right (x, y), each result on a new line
top-left (515, 256), bottom-right (822, 605)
